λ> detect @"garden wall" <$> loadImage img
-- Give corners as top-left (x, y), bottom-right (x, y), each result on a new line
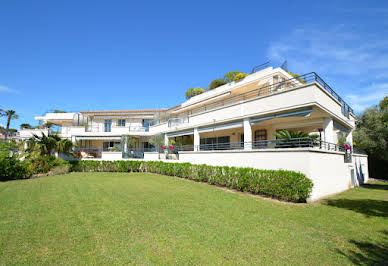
top-left (178, 148), bottom-right (369, 201)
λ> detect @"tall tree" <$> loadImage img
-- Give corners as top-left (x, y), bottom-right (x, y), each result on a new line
top-left (354, 96), bottom-right (388, 178)
top-left (224, 71), bottom-right (242, 83)
top-left (4, 110), bottom-right (18, 140)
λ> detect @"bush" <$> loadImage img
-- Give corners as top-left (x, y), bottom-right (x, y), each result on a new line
top-left (233, 72), bottom-right (248, 82)
top-left (70, 160), bottom-right (313, 202)
top-left (185, 87), bottom-right (206, 99)
top-left (209, 78), bottom-right (227, 89)
top-left (0, 142), bottom-right (27, 181)
top-left (24, 154), bottom-right (70, 176)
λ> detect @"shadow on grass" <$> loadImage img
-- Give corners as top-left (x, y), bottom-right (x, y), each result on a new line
top-left (337, 231), bottom-right (388, 265)
top-left (324, 199), bottom-right (388, 218)
top-left (361, 183), bottom-right (388, 191)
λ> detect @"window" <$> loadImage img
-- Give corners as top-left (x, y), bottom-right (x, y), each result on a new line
top-left (103, 141), bottom-right (120, 151)
top-left (200, 136), bottom-right (230, 150)
top-left (254, 129), bottom-right (267, 148)
top-left (142, 119), bottom-right (152, 131)
top-left (117, 119), bottom-right (126, 127)
top-left (104, 120), bottom-right (112, 132)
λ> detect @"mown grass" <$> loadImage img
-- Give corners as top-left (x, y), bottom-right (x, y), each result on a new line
top-left (0, 172), bottom-right (387, 265)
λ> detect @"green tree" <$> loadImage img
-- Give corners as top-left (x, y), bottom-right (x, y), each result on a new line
top-left (0, 142), bottom-right (27, 180)
top-left (233, 72), bottom-right (248, 82)
top-left (149, 134), bottom-right (164, 150)
top-left (185, 87), bottom-right (206, 99)
top-left (209, 78), bottom-right (227, 89)
top-left (20, 123), bottom-right (32, 129)
top-left (4, 110), bottom-right (18, 140)
top-left (224, 71), bottom-right (242, 83)
top-left (353, 96), bottom-right (388, 178)
top-left (26, 133), bottom-right (73, 156)
top-left (122, 135), bottom-right (137, 150)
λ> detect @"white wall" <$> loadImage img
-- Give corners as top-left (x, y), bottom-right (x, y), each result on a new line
top-left (144, 152), bottom-right (160, 160)
top-left (19, 128), bottom-right (50, 139)
top-left (178, 149), bottom-right (369, 202)
top-left (162, 83), bottom-right (354, 134)
top-left (101, 152), bottom-right (123, 160)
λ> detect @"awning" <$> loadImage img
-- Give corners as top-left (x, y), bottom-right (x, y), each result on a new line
top-left (250, 108), bottom-right (313, 125)
top-left (167, 129), bottom-right (194, 138)
top-left (198, 121), bottom-right (243, 133)
top-left (75, 136), bottom-right (121, 140)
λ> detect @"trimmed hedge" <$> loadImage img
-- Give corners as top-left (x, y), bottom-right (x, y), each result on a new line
top-left (70, 160), bottom-right (313, 202)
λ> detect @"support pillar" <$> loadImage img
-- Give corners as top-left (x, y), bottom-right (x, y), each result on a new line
top-left (164, 133), bottom-right (169, 146)
top-left (194, 128), bottom-right (200, 151)
top-left (346, 131), bottom-right (353, 146)
top-left (323, 117), bottom-right (334, 144)
top-left (243, 118), bottom-right (252, 150)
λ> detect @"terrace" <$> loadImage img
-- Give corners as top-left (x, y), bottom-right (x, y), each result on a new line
top-left (151, 72), bottom-right (354, 129)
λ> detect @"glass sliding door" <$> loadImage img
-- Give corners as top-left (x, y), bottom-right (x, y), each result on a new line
top-left (104, 120), bottom-right (112, 132)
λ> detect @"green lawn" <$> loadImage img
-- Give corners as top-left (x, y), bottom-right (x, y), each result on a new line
top-left (0, 173), bottom-right (387, 265)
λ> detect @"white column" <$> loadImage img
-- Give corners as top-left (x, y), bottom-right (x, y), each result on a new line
top-left (346, 131), bottom-right (353, 145)
top-left (243, 118), bottom-right (252, 150)
top-left (194, 128), bottom-right (200, 151)
top-left (323, 118), bottom-right (334, 143)
top-left (71, 136), bottom-right (76, 143)
top-left (164, 133), bottom-right (169, 146)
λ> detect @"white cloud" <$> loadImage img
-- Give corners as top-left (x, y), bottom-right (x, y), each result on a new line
top-left (268, 26), bottom-right (388, 76)
top-left (0, 85), bottom-right (19, 93)
top-left (267, 25), bottom-right (388, 112)
top-left (346, 88), bottom-right (388, 112)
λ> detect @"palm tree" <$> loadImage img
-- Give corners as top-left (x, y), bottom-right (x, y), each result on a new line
top-left (275, 129), bottom-right (312, 139)
top-left (26, 133), bottom-right (73, 156)
top-left (4, 110), bottom-right (18, 140)
top-left (275, 129), bottom-right (318, 148)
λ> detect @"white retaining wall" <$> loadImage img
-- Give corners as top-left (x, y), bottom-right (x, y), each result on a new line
top-left (101, 152), bottom-right (123, 160)
top-left (178, 148), bottom-right (369, 202)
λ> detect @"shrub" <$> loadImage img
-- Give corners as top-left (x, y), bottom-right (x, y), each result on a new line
top-left (209, 78), bottom-right (227, 89)
top-left (233, 72), bottom-right (248, 82)
top-left (287, 71), bottom-right (306, 84)
top-left (24, 154), bottom-right (70, 176)
top-left (0, 142), bottom-right (28, 181)
top-left (185, 87), bottom-right (206, 99)
top-left (70, 160), bottom-right (313, 202)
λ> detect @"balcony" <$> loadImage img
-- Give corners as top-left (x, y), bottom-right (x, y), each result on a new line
top-left (157, 73), bottom-right (353, 128)
top-left (172, 138), bottom-right (361, 153)
top-left (84, 125), bottom-right (149, 133)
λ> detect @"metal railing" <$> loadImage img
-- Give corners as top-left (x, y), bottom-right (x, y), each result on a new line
top-left (168, 117), bottom-right (189, 127)
top-left (156, 72), bottom-right (353, 124)
top-left (172, 138), bottom-right (348, 152)
top-left (84, 125), bottom-right (149, 133)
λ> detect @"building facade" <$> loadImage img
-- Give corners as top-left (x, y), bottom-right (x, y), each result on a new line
top-left (20, 66), bottom-right (369, 201)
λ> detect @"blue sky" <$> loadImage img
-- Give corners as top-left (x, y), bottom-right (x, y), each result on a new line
top-left (1, 0), bottom-right (387, 128)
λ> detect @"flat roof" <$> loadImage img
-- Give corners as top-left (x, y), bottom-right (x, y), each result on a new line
top-left (80, 109), bottom-right (167, 114)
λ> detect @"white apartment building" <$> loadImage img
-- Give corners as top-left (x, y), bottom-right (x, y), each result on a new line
top-left (20, 66), bottom-right (369, 201)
